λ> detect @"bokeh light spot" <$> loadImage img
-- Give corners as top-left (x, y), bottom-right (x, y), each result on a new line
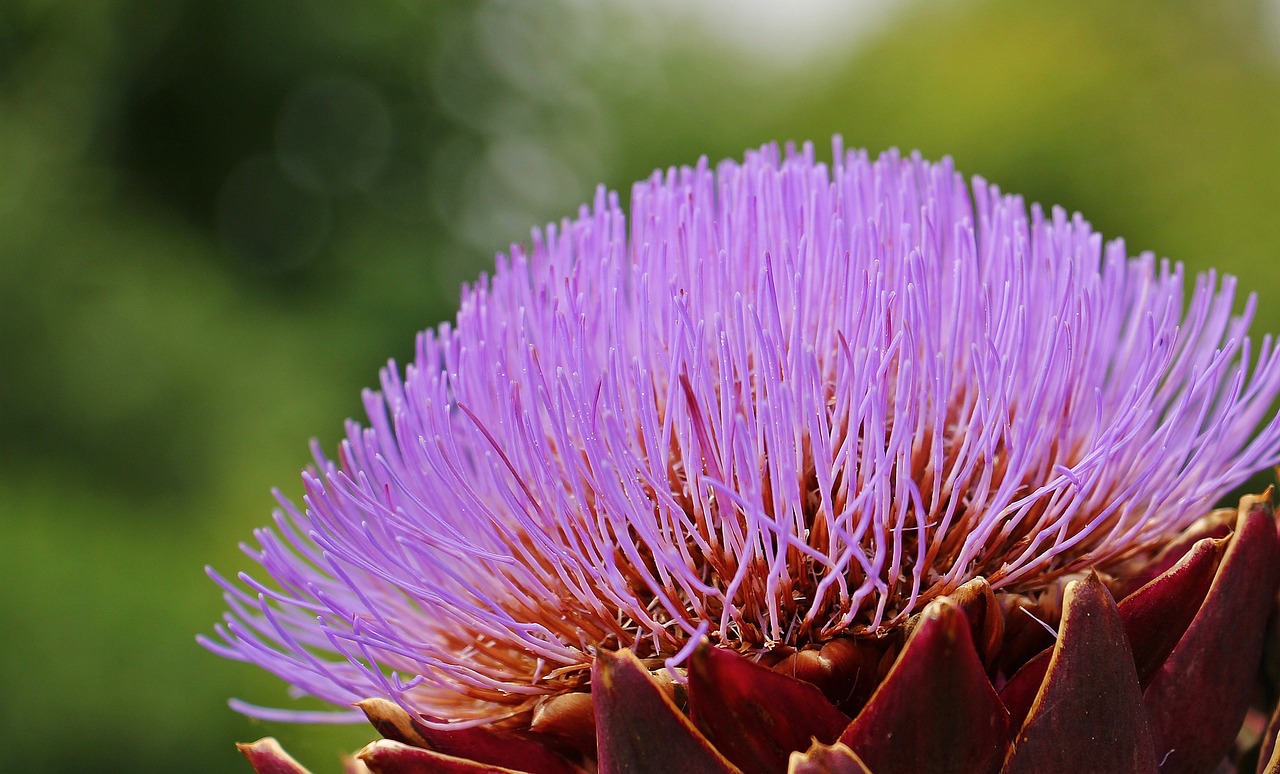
top-left (215, 154), bottom-right (332, 274)
top-left (275, 75), bottom-right (393, 196)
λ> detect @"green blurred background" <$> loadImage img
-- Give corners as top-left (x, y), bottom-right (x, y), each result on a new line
top-left (6, 0), bottom-right (1280, 770)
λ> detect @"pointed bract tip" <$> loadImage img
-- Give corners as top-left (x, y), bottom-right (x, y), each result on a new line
top-left (787, 741), bottom-right (873, 774)
top-left (1242, 486), bottom-right (1275, 515)
top-left (1142, 487), bottom-right (1280, 774)
top-left (341, 753), bottom-right (372, 774)
top-left (1003, 568), bottom-right (1157, 774)
top-left (593, 647), bottom-right (741, 774)
top-left (688, 641), bottom-right (850, 774)
top-left (840, 595), bottom-right (1009, 774)
top-left (529, 690), bottom-right (596, 752)
top-left (237, 738), bottom-right (315, 774)
top-left (945, 576), bottom-right (1004, 666)
top-left (356, 698), bottom-right (430, 749)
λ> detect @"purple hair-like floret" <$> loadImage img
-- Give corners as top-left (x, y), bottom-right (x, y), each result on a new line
top-left (202, 140), bottom-right (1280, 725)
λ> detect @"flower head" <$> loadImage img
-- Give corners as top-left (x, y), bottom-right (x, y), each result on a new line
top-left (206, 141), bottom-right (1280, 773)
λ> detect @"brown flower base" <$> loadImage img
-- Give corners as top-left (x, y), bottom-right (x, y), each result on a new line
top-left (239, 492), bottom-right (1280, 774)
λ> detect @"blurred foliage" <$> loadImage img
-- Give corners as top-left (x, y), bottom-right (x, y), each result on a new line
top-left (5, 0), bottom-right (1280, 771)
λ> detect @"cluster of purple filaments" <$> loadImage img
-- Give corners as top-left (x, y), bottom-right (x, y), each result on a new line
top-left (203, 140), bottom-right (1280, 725)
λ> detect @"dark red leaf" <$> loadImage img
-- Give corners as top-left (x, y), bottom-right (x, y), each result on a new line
top-left (363, 701), bottom-right (578, 772)
top-left (236, 738), bottom-right (314, 774)
top-left (1117, 536), bottom-right (1225, 687)
top-left (1113, 508), bottom-right (1235, 599)
top-left (839, 598), bottom-right (1010, 774)
top-left (1259, 700), bottom-right (1280, 774)
top-left (592, 649), bottom-right (742, 774)
top-left (1263, 722), bottom-right (1280, 774)
top-left (787, 741), bottom-right (874, 774)
top-left (996, 648), bottom-right (1049, 730)
top-left (1144, 494), bottom-right (1280, 774)
top-left (358, 740), bottom-right (527, 773)
top-left (1000, 572), bottom-right (1158, 774)
top-left (356, 700), bottom-right (577, 774)
top-left (688, 643), bottom-right (850, 774)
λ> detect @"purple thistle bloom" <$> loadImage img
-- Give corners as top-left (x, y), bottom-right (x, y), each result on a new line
top-left (202, 139), bottom-right (1280, 731)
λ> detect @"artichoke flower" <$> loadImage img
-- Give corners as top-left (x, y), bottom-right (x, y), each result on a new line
top-left (205, 141), bottom-right (1280, 773)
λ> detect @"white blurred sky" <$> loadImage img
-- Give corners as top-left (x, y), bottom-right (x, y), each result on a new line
top-left (617, 0), bottom-right (902, 67)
